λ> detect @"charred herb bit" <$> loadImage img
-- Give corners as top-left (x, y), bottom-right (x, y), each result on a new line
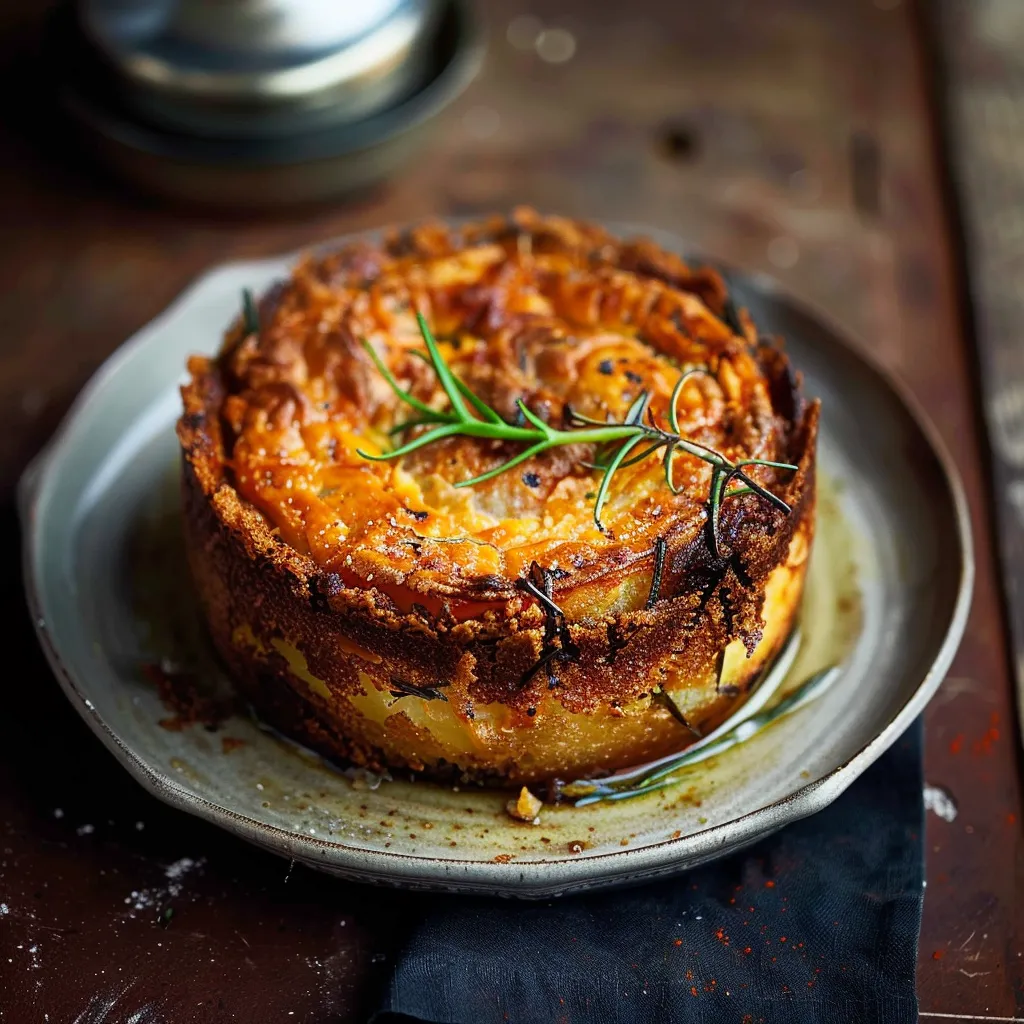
top-left (712, 646), bottom-right (728, 693)
top-left (645, 536), bottom-right (668, 610)
top-left (721, 293), bottom-right (743, 337)
top-left (719, 585), bottom-right (737, 636)
top-left (651, 688), bottom-right (700, 734)
top-left (358, 313), bottom-right (797, 553)
top-left (308, 576), bottom-right (333, 614)
top-left (606, 620), bottom-right (638, 665)
top-left (516, 562), bottom-right (581, 689)
top-left (388, 679), bottom-right (451, 703)
top-left (241, 288), bottom-right (260, 336)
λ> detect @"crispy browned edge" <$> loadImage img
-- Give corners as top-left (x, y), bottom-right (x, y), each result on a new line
top-left (175, 224), bottom-right (819, 777)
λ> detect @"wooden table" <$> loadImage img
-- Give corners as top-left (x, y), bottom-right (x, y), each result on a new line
top-left (0, 0), bottom-right (1020, 1019)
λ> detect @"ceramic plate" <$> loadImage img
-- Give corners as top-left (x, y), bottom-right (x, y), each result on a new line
top-left (20, 226), bottom-right (973, 897)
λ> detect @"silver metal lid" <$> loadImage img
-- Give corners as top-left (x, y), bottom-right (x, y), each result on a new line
top-left (78, 0), bottom-right (439, 138)
top-left (54, 0), bottom-right (483, 208)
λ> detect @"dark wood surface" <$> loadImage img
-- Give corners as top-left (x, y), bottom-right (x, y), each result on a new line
top-left (934, 0), bottom-right (1024, 784)
top-left (0, 1), bottom-right (1020, 1020)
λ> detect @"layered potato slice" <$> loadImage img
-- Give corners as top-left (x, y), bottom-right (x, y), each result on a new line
top-left (178, 209), bottom-right (818, 785)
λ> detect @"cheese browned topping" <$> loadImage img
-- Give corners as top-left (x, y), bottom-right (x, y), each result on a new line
top-left (212, 209), bottom-right (795, 621)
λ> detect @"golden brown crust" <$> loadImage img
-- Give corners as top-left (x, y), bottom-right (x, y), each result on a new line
top-left (177, 209), bottom-right (818, 783)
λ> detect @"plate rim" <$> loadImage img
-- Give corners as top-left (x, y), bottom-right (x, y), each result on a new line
top-left (19, 226), bottom-right (975, 895)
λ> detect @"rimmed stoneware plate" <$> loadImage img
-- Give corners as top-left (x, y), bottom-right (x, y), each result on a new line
top-left (19, 225), bottom-right (973, 897)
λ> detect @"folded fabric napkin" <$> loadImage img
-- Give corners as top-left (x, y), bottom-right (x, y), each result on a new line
top-left (372, 720), bottom-right (923, 1024)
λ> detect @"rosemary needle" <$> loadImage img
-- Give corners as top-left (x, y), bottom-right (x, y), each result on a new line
top-left (241, 288), bottom-right (260, 336)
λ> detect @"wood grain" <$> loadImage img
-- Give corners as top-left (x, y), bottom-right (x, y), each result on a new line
top-left (931, 1), bottom-right (1024, 760)
top-left (0, 0), bottom-right (1019, 1018)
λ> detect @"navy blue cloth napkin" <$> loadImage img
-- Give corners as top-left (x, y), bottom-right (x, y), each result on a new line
top-left (372, 720), bottom-right (923, 1024)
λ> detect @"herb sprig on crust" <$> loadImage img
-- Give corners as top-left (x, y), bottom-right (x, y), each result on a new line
top-left (358, 312), bottom-right (796, 553)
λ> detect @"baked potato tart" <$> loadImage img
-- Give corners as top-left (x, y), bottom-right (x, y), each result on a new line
top-left (178, 209), bottom-right (818, 786)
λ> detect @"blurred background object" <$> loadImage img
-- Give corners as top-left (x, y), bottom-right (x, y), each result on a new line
top-left (80, 0), bottom-right (440, 136)
top-left (49, 0), bottom-right (483, 207)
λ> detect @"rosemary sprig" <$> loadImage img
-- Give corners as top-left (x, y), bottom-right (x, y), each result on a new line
top-left (358, 313), bottom-right (797, 547)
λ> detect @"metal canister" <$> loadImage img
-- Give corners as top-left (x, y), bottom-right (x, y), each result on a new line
top-left (77, 0), bottom-right (440, 137)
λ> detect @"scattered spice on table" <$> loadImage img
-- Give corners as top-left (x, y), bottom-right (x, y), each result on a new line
top-left (972, 712), bottom-right (999, 756)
